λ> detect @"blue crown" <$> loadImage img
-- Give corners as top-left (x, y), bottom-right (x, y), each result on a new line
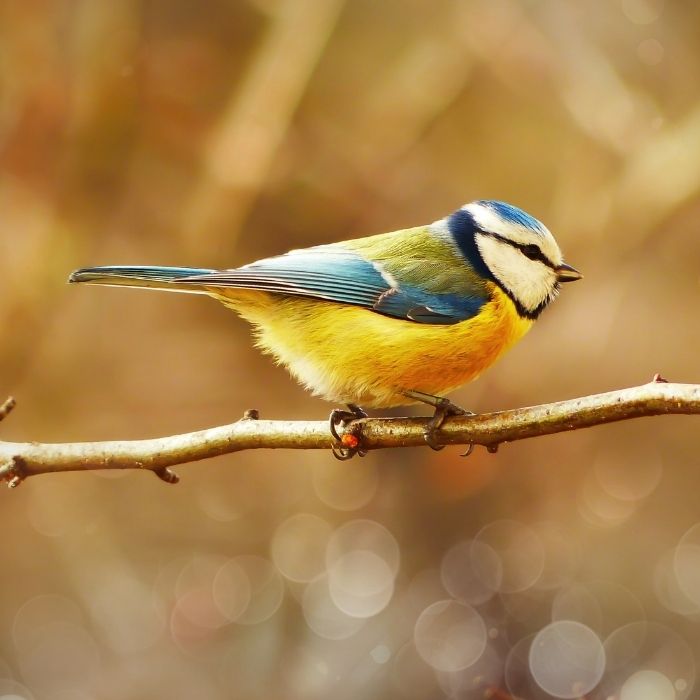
top-left (476, 200), bottom-right (546, 235)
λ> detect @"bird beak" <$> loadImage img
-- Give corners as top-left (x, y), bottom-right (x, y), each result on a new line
top-left (555, 263), bottom-right (582, 283)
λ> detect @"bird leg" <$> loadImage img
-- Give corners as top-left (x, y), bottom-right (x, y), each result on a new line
top-left (402, 390), bottom-right (474, 451)
top-left (329, 403), bottom-right (368, 460)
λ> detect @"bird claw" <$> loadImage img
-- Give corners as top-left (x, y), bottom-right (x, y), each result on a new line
top-left (329, 403), bottom-right (367, 441)
top-left (331, 443), bottom-right (366, 461)
top-left (424, 426), bottom-right (446, 451)
top-left (330, 440), bottom-right (368, 461)
top-left (460, 442), bottom-right (475, 458)
top-left (404, 391), bottom-right (474, 452)
top-left (329, 403), bottom-right (367, 459)
top-left (329, 410), bottom-right (348, 442)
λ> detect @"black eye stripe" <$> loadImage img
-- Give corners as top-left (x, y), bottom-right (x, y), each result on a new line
top-left (481, 232), bottom-right (556, 270)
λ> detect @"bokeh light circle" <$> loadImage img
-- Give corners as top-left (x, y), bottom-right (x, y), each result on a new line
top-left (302, 575), bottom-right (366, 639)
top-left (212, 558), bottom-right (252, 623)
top-left (593, 447), bottom-right (662, 502)
top-left (637, 38), bottom-right (664, 66)
top-left (227, 555), bottom-right (284, 625)
top-left (621, 0), bottom-right (665, 25)
top-left (441, 540), bottom-right (502, 604)
top-left (17, 622), bottom-right (101, 696)
top-left (414, 600), bottom-right (487, 672)
top-left (674, 524), bottom-right (700, 608)
top-left (505, 635), bottom-right (551, 700)
top-left (370, 645), bottom-right (391, 664)
top-left (0, 680), bottom-right (36, 700)
top-left (172, 554), bottom-right (229, 600)
top-left (271, 513), bottom-right (332, 583)
top-left (552, 584), bottom-right (601, 631)
top-left (529, 621), bottom-right (605, 698)
top-left (326, 519), bottom-right (400, 575)
top-left (620, 669), bottom-right (675, 700)
top-left (552, 580), bottom-right (645, 637)
top-left (164, 554), bottom-right (231, 635)
top-left (13, 595), bottom-right (85, 654)
top-left (578, 472), bottom-right (637, 527)
top-left (603, 622), bottom-right (695, 700)
top-left (655, 547), bottom-right (700, 616)
top-left (86, 574), bottom-right (166, 653)
top-left (473, 520), bottom-right (545, 592)
top-left (328, 550), bottom-right (394, 618)
top-left (435, 642), bottom-right (502, 697)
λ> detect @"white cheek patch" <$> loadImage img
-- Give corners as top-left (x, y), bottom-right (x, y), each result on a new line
top-left (476, 235), bottom-right (557, 312)
top-left (466, 203), bottom-right (563, 267)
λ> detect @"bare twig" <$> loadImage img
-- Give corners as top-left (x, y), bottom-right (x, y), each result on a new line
top-left (0, 378), bottom-right (697, 486)
top-left (0, 397), bottom-right (16, 422)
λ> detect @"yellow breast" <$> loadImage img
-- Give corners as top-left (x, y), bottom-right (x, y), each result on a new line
top-left (215, 284), bottom-right (532, 408)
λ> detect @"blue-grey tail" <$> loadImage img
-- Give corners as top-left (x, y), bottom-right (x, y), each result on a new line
top-left (68, 265), bottom-right (216, 292)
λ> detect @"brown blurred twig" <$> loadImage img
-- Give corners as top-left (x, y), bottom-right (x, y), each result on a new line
top-left (0, 376), bottom-right (697, 486)
top-left (181, 0), bottom-right (344, 253)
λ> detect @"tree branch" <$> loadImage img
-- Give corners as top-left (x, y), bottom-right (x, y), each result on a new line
top-left (0, 377), bottom-right (696, 486)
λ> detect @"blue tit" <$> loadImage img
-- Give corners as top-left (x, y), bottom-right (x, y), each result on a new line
top-left (69, 199), bottom-right (580, 448)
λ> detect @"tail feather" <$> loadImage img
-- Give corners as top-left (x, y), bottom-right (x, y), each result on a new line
top-left (68, 265), bottom-right (217, 293)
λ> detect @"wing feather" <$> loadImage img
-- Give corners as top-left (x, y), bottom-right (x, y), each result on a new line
top-left (178, 241), bottom-right (489, 325)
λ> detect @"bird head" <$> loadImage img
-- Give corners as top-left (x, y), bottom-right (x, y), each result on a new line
top-left (448, 200), bottom-right (581, 319)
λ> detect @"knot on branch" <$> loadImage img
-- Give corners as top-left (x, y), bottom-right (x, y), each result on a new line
top-left (0, 398), bottom-right (22, 488)
top-left (1, 456), bottom-right (25, 489)
top-left (153, 467), bottom-right (180, 484)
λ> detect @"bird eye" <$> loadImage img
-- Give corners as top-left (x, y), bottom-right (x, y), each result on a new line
top-left (522, 244), bottom-right (542, 261)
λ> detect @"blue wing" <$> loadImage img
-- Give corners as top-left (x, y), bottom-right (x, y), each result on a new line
top-left (179, 245), bottom-right (488, 325)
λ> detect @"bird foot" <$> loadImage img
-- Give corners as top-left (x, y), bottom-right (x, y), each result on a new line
top-left (403, 390), bottom-right (474, 452)
top-left (329, 403), bottom-right (368, 460)
top-left (424, 398), bottom-right (473, 451)
top-left (329, 403), bottom-right (367, 441)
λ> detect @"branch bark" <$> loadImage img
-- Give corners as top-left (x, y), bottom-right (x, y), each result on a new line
top-left (0, 378), bottom-right (696, 487)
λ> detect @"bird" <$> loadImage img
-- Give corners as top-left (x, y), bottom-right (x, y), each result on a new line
top-left (69, 199), bottom-right (581, 455)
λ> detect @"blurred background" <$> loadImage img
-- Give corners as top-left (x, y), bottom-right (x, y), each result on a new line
top-left (1, 0), bottom-right (699, 698)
